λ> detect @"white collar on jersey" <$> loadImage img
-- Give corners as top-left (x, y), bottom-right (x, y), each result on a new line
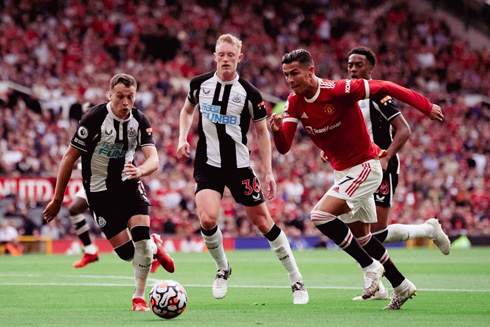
top-left (304, 77), bottom-right (322, 103)
top-left (106, 103), bottom-right (132, 122)
top-left (214, 71), bottom-right (239, 85)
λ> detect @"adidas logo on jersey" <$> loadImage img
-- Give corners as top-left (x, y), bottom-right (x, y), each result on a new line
top-left (333, 186), bottom-right (340, 193)
top-left (301, 112), bottom-right (309, 119)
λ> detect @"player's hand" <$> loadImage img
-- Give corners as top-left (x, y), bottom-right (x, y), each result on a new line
top-left (123, 161), bottom-right (142, 179)
top-left (428, 104), bottom-right (444, 122)
top-left (269, 113), bottom-right (283, 132)
top-left (42, 199), bottom-right (62, 223)
top-left (263, 173), bottom-right (277, 200)
top-left (380, 156), bottom-right (389, 172)
top-left (320, 150), bottom-right (329, 163)
top-left (177, 141), bottom-right (190, 160)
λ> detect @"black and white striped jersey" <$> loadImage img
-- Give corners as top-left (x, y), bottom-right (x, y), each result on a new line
top-left (358, 95), bottom-right (401, 174)
top-left (187, 72), bottom-right (267, 169)
top-left (70, 103), bottom-right (155, 192)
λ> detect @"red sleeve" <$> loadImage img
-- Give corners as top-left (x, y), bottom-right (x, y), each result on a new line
top-left (273, 122), bottom-right (297, 154)
top-left (273, 95), bottom-right (299, 154)
top-left (331, 79), bottom-right (366, 103)
top-left (367, 80), bottom-right (432, 116)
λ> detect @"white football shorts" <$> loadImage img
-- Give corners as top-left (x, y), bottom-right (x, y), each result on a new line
top-left (326, 158), bottom-right (382, 224)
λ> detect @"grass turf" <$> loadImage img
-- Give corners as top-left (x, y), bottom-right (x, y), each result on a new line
top-left (1, 247), bottom-right (489, 326)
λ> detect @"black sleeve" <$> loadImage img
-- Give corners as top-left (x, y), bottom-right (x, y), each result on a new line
top-left (238, 78), bottom-right (267, 122)
top-left (70, 104), bottom-right (106, 152)
top-left (187, 72), bottom-right (214, 105)
top-left (372, 95), bottom-right (400, 122)
top-left (136, 110), bottom-right (155, 147)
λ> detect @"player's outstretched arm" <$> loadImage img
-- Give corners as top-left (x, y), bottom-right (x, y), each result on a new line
top-left (368, 80), bottom-right (443, 120)
top-left (43, 146), bottom-right (82, 222)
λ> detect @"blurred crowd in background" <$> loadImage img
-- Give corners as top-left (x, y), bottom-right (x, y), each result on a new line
top-left (0, 0), bottom-right (489, 243)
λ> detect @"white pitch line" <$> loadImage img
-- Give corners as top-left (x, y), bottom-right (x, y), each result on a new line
top-left (0, 281), bottom-right (489, 293)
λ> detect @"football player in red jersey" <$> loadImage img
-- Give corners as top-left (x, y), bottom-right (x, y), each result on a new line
top-left (271, 49), bottom-right (443, 310)
top-left (324, 47), bottom-right (450, 301)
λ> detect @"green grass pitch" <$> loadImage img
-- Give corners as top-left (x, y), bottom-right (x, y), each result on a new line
top-left (1, 247), bottom-right (490, 326)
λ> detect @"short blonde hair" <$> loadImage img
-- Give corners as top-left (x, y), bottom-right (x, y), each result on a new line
top-left (216, 34), bottom-right (242, 53)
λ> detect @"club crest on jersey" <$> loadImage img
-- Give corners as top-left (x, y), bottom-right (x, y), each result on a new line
top-left (231, 93), bottom-right (242, 104)
top-left (97, 216), bottom-right (107, 227)
top-left (324, 105), bottom-right (335, 115)
top-left (128, 127), bottom-right (137, 138)
top-left (77, 126), bottom-right (89, 139)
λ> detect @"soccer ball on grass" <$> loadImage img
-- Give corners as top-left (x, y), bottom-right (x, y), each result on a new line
top-left (149, 280), bottom-right (187, 319)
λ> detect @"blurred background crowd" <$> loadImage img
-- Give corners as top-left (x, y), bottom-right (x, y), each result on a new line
top-left (0, 0), bottom-right (489, 244)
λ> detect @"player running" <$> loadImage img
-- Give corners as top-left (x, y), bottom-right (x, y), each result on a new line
top-left (271, 49), bottom-right (444, 310)
top-left (333, 46), bottom-right (450, 301)
top-left (43, 73), bottom-right (174, 311)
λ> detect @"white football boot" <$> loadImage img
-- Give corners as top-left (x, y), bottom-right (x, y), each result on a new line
top-left (212, 262), bottom-right (231, 299)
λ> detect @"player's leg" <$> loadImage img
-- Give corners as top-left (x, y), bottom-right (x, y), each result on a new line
top-left (371, 173), bottom-right (450, 254)
top-left (348, 198), bottom-right (416, 309)
top-left (196, 188), bottom-right (230, 299)
top-left (355, 228), bottom-right (417, 310)
top-left (69, 191), bottom-right (98, 267)
top-left (128, 214), bottom-right (154, 311)
top-left (311, 198), bottom-right (384, 299)
top-left (231, 167), bottom-right (308, 304)
top-left (244, 203), bottom-right (308, 304)
top-left (194, 165), bottom-right (230, 299)
top-left (312, 161), bottom-right (384, 299)
top-left (88, 188), bottom-right (151, 311)
top-left (109, 227), bottom-right (150, 311)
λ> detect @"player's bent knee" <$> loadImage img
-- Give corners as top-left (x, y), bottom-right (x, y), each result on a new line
top-left (114, 240), bottom-right (135, 261)
top-left (200, 216), bottom-right (218, 230)
top-left (310, 210), bottom-right (337, 226)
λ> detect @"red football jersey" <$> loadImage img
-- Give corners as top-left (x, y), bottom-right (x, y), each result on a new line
top-left (273, 78), bottom-right (432, 171)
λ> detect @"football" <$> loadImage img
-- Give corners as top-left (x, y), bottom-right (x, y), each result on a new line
top-left (149, 280), bottom-right (187, 319)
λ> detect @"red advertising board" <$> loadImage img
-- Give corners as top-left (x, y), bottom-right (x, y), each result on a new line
top-left (0, 178), bottom-right (83, 204)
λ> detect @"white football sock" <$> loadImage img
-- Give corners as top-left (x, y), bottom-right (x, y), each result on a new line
top-left (201, 227), bottom-right (228, 270)
top-left (268, 230), bottom-right (302, 284)
top-left (385, 223), bottom-right (433, 243)
top-left (132, 239), bottom-right (153, 299)
top-left (84, 244), bottom-right (97, 255)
